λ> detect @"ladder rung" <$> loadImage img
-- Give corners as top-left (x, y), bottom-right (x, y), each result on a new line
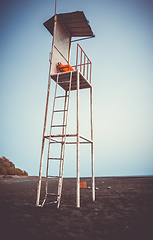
top-left (47, 175), bottom-right (58, 178)
top-left (51, 134), bottom-right (77, 137)
top-left (54, 110), bottom-right (68, 112)
top-left (47, 175), bottom-right (62, 178)
top-left (55, 95), bottom-right (69, 98)
top-left (45, 201), bottom-right (57, 205)
top-left (52, 125), bottom-right (66, 127)
top-left (47, 193), bottom-right (59, 196)
top-left (49, 158), bottom-right (63, 160)
top-left (49, 201), bottom-right (57, 204)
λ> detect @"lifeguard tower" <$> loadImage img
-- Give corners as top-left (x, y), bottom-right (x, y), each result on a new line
top-left (36, 2), bottom-right (95, 208)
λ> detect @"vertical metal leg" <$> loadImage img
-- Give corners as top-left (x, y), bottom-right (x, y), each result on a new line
top-left (36, 140), bottom-right (45, 207)
top-left (77, 70), bottom-right (80, 208)
top-left (36, 72), bottom-right (52, 207)
top-left (90, 86), bottom-right (95, 201)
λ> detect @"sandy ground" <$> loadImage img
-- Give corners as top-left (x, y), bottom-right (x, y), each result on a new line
top-left (0, 176), bottom-right (153, 240)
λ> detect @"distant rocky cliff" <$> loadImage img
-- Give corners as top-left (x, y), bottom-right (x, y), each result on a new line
top-left (0, 156), bottom-right (15, 169)
top-left (0, 156), bottom-right (28, 176)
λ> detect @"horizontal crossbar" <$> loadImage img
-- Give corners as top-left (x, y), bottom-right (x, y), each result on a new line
top-left (45, 134), bottom-right (77, 138)
top-left (80, 135), bottom-right (93, 143)
top-left (52, 125), bottom-right (66, 127)
top-left (47, 175), bottom-right (62, 178)
top-left (53, 110), bottom-right (67, 112)
top-left (50, 141), bottom-right (92, 144)
top-left (55, 95), bottom-right (69, 98)
top-left (49, 158), bottom-right (63, 160)
top-left (44, 134), bottom-right (93, 143)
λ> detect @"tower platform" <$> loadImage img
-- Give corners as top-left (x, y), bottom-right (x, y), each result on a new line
top-left (51, 70), bottom-right (92, 91)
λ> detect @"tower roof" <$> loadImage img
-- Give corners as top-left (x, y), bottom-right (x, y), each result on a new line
top-left (43, 11), bottom-right (94, 37)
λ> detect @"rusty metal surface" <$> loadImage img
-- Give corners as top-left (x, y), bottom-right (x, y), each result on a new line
top-left (76, 70), bottom-right (80, 208)
top-left (43, 11), bottom-right (94, 37)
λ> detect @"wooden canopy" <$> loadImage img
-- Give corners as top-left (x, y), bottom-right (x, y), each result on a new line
top-left (43, 11), bottom-right (94, 37)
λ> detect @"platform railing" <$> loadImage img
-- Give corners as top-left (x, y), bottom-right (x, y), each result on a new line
top-left (72, 43), bottom-right (92, 84)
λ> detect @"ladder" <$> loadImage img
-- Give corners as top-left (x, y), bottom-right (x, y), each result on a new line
top-left (41, 71), bottom-right (72, 208)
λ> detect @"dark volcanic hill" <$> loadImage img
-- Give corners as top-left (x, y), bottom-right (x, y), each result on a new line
top-left (0, 156), bottom-right (15, 169)
top-left (0, 156), bottom-right (28, 176)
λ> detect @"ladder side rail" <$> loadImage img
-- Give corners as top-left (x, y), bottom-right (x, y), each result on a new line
top-left (42, 73), bottom-right (59, 207)
top-left (57, 90), bottom-right (68, 206)
top-left (57, 71), bottom-right (72, 208)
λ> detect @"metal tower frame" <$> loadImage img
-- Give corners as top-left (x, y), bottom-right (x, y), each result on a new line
top-left (36, 2), bottom-right (95, 208)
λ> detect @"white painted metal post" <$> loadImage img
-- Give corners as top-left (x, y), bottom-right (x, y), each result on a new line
top-left (90, 86), bottom-right (95, 201)
top-left (36, 61), bottom-right (52, 207)
top-left (77, 70), bottom-right (80, 208)
top-left (36, 4), bottom-right (57, 207)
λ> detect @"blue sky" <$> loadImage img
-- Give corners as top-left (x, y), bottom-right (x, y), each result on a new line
top-left (0, 0), bottom-right (153, 177)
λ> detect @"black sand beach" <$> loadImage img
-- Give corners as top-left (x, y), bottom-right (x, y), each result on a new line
top-left (0, 176), bottom-right (153, 240)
